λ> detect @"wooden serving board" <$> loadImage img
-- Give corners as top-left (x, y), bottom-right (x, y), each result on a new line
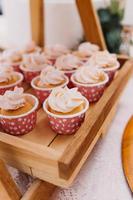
top-left (0, 59), bottom-right (132, 188)
top-left (122, 117), bottom-right (133, 192)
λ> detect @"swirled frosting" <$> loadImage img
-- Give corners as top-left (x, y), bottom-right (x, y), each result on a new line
top-left (0, 87), bottom-right (25, 110)
top-left (23, 52), bottom-right (51, 71)
top-left (78, 42), bottom-right (100, 57)
top-left (88, 50), bottom-right (118, 68)
top-left (0, 65), bottom-right (14, 83)
top-left (48, 87), bottom-right (85, 114)
top-left (0, 49), bottom-right (22, 63)
top-left (44, 44), bottom-right (70, 60)
top-left (37, 66), bottom-right (66, 87)
top-left (21, 41), bottom-right (41, 54)
top-left (73, 66), bottom-right (106, 84)
top-left (55, 54), bottom-right (82, 71)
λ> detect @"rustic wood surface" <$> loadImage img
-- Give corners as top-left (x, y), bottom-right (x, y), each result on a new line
top-left (122, 117), bottom-right (133, 192)
top-left (0, 160), bottom-right (22, 200)
top-left (30, 0), bottom-right (44, 46)
top-left (0, 59), bottom-right (132, 188)
top-left (76, 0), bottom-right (106, 50)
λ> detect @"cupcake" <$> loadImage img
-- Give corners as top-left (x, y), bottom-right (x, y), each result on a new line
top-left (55, 54), bottom-right (83, 88)
top-left (44, 44), bottom-right (70, 64)
top-left (73, 42), bottom-right (100, 62)
top-left (21, 41), bottom-right (41, 54)
top-left (0, 87), bottom-right (39, 135)
top-left (71, 66), bottom-right (109, 102)
top-left (0, 65), bottom-right (23, 95)
top-left (0, 49), bottom-right (22, 72)
top-left (87, 50), bottom-right (120, 84)
top-left (20, 52), bottom-right (52, 83)
top-left (31, 66), bottom-right (69, 103)
top-left (43, 87), bottom-right (89, 135)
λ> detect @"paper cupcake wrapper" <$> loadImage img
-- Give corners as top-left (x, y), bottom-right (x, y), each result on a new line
top-left (105, 69), bottom-right (117, 86)
top-left (33, 89), bottom-right (51, 104)
top-left (22, 71), bottom-right (41, 83)
top-left (72, 83), bottom-right (105, 103)
top-left (12, 63), bottom-right (21, 72)
top-left (0, 82), bottom-right (22, 95)
top-left (48, 113), bottom-right (85, 135)
top-left (65, 71), bottom-right (75, 88)
top-left (0, 111), bottom-right (37, 136)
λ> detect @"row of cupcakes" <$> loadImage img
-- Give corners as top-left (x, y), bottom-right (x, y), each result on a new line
top-left (0, 41), bottom-right (120, 85)
top-left (0, 42), bottom-right (120, 136)
top-left (0, 86), bottom-right (89, 136)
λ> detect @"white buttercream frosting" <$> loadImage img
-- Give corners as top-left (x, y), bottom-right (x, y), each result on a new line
top-left (87, 50), bottom-right (119, 68)
top-left (73, 66), bottom-right (106, 84)
top-left (0, 65), bottom-right (14, 83)
top-left (22, 52), bottom-right (51, 71)
top-left (48, 87), bottom-right (85, 113)
top-left (0, 49), bottom-right (22, 63)
top-left (55, 54), bottom-right (82, 71)
top-left (78, 42), bottom-right (100, 57)
top-left (37, 66), bottom-right (66, 87)
top-left (44, 44), bottom-right (70, 60)
top-left (0, 87), bottom-right (25, 110)
top-left (21, 41), bottom-right (41, 54)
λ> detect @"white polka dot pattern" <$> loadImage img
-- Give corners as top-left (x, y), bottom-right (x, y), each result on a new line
top-left (72, 83), bottom-right (106, 103)
top-left (22, 70), bottom-right (40, 83)
top-left (12, 63), bottom-right (21, 72)
top-left (48, 113), bottom-right (85, 135)
top-left (0, 111), bottom-right (37, 136)
top-left (65, 71), bottom-right (74, 88)
top-left (105, 70), bottom-right (117, 86)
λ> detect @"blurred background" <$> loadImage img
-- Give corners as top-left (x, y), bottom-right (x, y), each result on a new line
top-left (0, 0), bottom-right (133, 55)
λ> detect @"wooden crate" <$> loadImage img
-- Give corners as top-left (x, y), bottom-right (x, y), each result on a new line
top-left (0, 58), bottom-right (132, 188)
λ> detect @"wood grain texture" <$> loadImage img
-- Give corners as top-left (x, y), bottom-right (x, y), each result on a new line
top-left (0, 160), bottom-right (22, 200)
top-left (122, 117), bottom-right (133, 192)
top-left (22, 180), bottom-right (56, 200)
top-left (30, 0), bottom-right (44, 46)
top-left (58, 60), bottom-right (133, 180)
top-left (76, 0), bottom-right (106, 49)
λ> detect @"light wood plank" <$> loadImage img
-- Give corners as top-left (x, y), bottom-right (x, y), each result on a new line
top-left (0, 160), bottom-right (22, 200)
top-left (22, 180), bottom-right (56, 200)
top-left (30, 0), bottom-right (44, 46)
top-left (76, 0), bottom-right (106, 49)
top-left (58, 60), bottom-right (133, 180)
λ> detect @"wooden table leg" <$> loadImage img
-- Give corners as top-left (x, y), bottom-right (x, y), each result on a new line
top-left (21, 180), bottom-right (56, 200)
top-left (0, 160), bottom-right (22, 200)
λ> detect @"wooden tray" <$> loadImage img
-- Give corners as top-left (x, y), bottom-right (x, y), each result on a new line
top-left (0, 58), bottom-right (132, 188)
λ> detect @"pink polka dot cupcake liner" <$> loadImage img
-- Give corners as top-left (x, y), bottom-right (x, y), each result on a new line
top-left (103, 62), bottom-right (120, 86)
top-left (105, 69), bottom-right (118, 86)
top-left (0, 72), bottom-right (24, 95)
top-left (22, 70), bottom-right (40, 83)
top-left (31, 76), bottom-right (69, 104)
top-left (43, 98), bottom-right (89, 135)
top-left (12, 62), bottom-right (22, 72)
top-left (71, 74), bottom-right (109, 103)
top-left (64, 70), bottom-right (75, 88)
top-left (0, 94), bottom-right (39, 136)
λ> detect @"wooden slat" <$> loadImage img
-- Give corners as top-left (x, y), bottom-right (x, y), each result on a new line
top-left (30, 0), bottom-right (44, 46)
top-left (22, 180), bottom-right (56, 200)
top-left (76, 0), bottom-right (106, 49)
top-left (0, 160), bottom-right (22, 200)
top-left (58, 60), bottom-right (133, 180)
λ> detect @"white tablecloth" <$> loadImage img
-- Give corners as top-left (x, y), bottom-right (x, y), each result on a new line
top-left (51, 77), bottom-right (133, 200)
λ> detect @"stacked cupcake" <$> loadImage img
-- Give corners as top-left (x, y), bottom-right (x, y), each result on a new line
top-left (0, 41), bottom-right (120, 136)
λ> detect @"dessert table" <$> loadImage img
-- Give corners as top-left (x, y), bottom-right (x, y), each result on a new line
top-left (51, 76), bottom-right (133, 200)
